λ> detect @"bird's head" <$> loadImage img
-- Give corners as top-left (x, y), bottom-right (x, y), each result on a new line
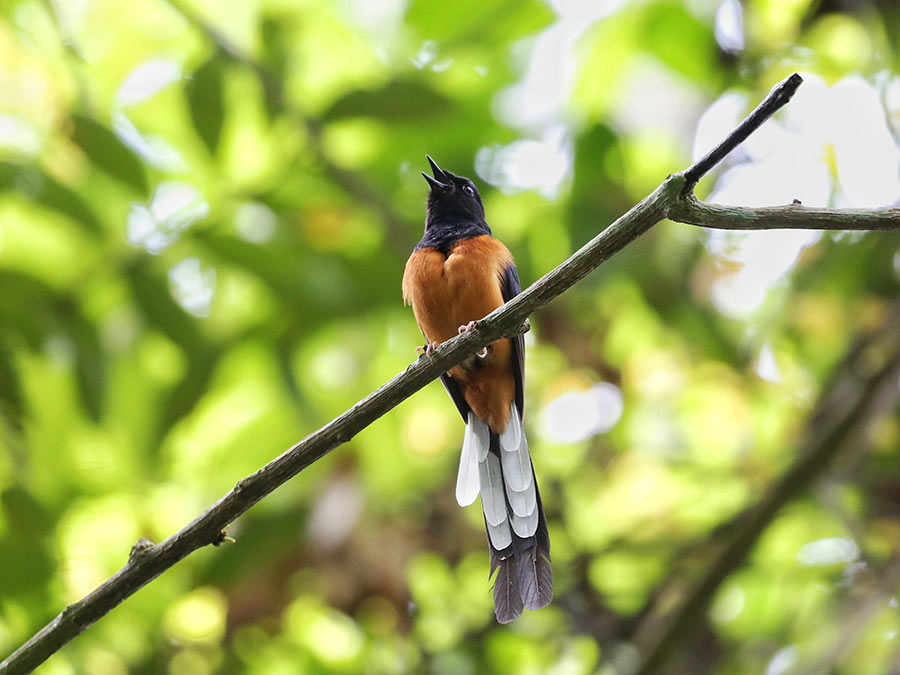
top-left (422, 155), bottom-right (485, 226)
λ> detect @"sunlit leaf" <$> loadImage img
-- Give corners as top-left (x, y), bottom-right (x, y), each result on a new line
top-left (71, 115), bottom-right (149, 195)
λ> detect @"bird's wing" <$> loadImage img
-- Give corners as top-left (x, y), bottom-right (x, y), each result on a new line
top-left (439, 370), bottom-right (470, 421)
top-left (500, 263), bottom-right (525, 418)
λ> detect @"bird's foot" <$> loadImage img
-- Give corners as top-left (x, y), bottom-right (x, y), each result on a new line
top-left (458, 321), bottom-right (488, 358)
top-left (416, 341), bottom-right (440, 358)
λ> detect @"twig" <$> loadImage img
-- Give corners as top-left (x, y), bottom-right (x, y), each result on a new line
top-left (682, 73), bottom-right (803, 189)
top-left (4, 72), bottom-right (900, 675)
top-left (667, 199), bottom-right (900, 231)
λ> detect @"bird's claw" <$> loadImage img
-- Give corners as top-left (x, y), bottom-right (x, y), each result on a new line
top-left (457, 321), bottom-right (488, 359)
top-left (416, 341), bottom-right (440, 358)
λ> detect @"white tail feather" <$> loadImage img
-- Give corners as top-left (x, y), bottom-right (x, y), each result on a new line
top-left (500, 430), bottom-right (532, 492)
top-left (505, 479), bottom-right (537, 518)
top-left (498, 402), bottom-right (521, 452)
top-left (472, 415), bottom-right (490, 461)
top-left (486, 518), bottom-right (512, 550)
top-left (479, 451), bottom-right (507, 527)
top-left (466, 408), bottom-right (539, 549)
top-left (511, 508), bottom-right (539, 537)
top-left (456, 414), bottom-right (480, 506)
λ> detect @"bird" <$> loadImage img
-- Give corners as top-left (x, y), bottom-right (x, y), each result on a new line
top-left (401, 156), bottom-right (552, 623)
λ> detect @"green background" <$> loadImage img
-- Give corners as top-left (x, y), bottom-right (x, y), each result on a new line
top-left (1, 0), bottom-right (899, 672)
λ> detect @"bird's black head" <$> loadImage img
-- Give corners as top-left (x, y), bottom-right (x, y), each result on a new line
top-left (422, 155), bottom-right (486, 229)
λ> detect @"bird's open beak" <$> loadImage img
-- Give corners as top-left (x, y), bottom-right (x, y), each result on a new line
top-left (422, 155), bottom-right (451, 191)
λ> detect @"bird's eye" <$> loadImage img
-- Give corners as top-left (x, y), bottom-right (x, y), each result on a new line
top-left (462, 184), bottom-right (474, 194)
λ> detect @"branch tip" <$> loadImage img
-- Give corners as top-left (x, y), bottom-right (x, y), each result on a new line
top-left (682, 72), bottom-right (803, 192)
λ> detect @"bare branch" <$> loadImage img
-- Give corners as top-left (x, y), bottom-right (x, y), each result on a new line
top-left (5, 71), bottom-right (900, 675)
top-left (668, 197), bottom-right (900, 231)
top-left (682, 73), bottom-right (803, 190)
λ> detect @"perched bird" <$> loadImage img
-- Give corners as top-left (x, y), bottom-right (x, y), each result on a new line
top-left (402, 156), bottom-right (552, 623)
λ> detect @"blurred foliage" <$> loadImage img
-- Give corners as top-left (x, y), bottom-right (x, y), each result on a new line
top-left (1, 0), bottom-right (899, 673)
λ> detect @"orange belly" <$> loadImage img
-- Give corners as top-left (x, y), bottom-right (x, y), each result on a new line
top-left (402, 235), bottom-right (517, 433)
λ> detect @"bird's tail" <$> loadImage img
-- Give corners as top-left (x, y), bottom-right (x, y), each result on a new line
top-left (456, 406), bottom-right (552, 623)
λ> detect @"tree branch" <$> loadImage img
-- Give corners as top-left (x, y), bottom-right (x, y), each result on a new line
top-left (668, 197), bottom-right (900, 231)
top-left (4, 72), bottom-right (900, 675)
top-left (670, 72), bottom-right (898, 231)
top-left (682, 73), bottom-right (803, 189)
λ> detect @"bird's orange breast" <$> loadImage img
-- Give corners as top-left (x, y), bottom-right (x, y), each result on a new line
top-left (402, 235), bottom-right (516, 432)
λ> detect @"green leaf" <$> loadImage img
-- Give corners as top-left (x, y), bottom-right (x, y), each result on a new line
top-left (0, 162), bottom-right (102, 235)
top-left (194, 231), bottom-right (315, 303)
top-left (0, 271), bottom-right (57, 346)
top-left (323, 79), bottom-right (454, 122)
top-left (160, 346), bottom-right (221, 439)
top-left (125, 259), bottom-right (205, 352)
top-left (0, 487), bottom-right (54, 597)
top-left (185, 58), bottom-right (225, 155)
top-left (0, 273), bottom-right (105, 422)
top-left (195, 231), bottom-right (390, 320)
top-left (71, 115), bottom-right (149, 195)
top-left (259, 17), bottom-right (288, 120)
top-left (124, 260), bottom-right (222, 440)
top-left (59, 300), bottom-right (105, 423)
top-left (569, 123), bottom-right (629, 236)
top-left (642, 1), bottom-right (716, 83)
top-left (0, 337), bottom-right (23, 428)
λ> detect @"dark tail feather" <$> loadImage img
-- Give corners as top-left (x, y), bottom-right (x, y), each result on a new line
top-left (485, 432), bottom-right (552, 622)
top-left (516, 545), bottom-right (553, 610)
top-left (518, 477), bottom-right (552, 609)
top-left (490, 549), bottom-right (524, 623)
